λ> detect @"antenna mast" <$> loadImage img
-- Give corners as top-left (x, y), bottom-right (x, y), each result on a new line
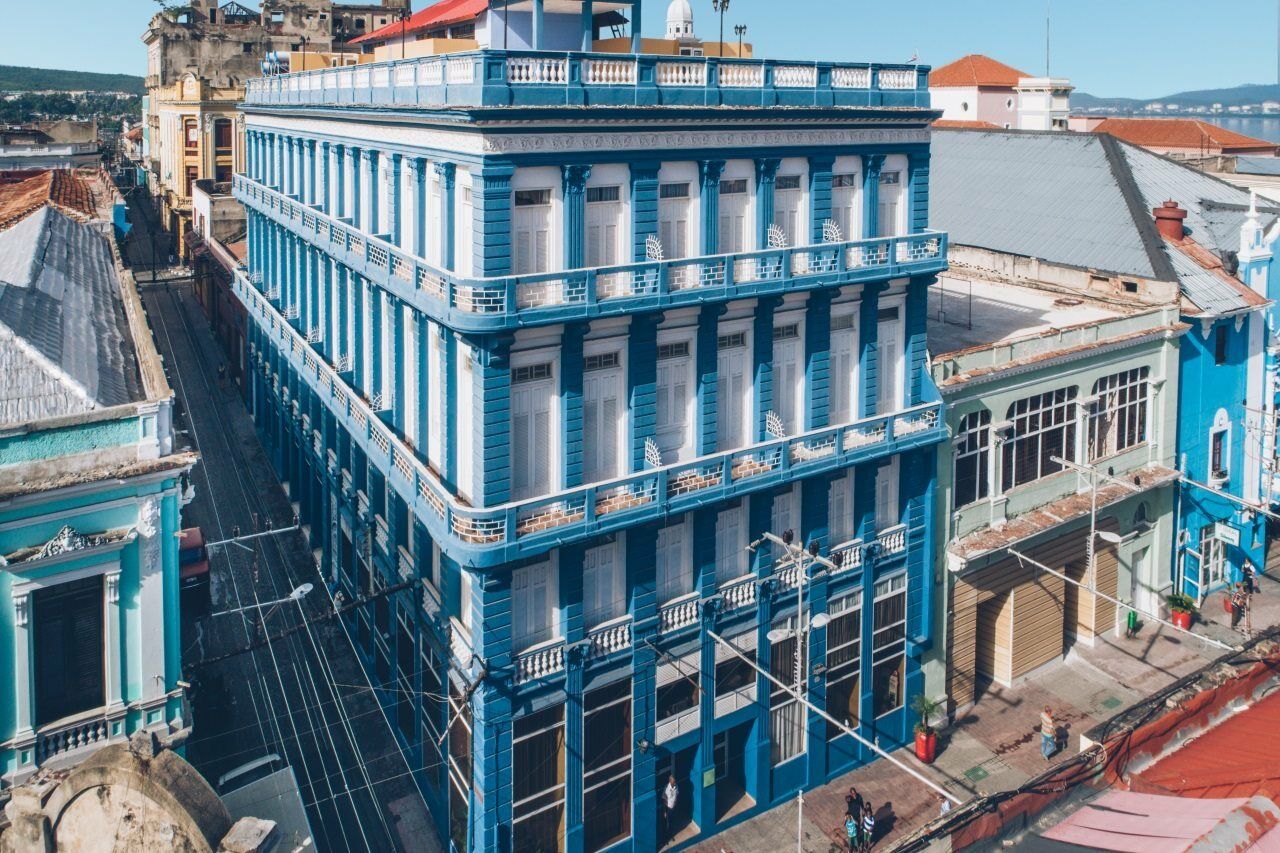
top-left (1046, 0), bottom-right (1052, 77)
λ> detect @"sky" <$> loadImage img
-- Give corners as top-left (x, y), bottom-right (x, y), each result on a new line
top-left (6, 0), bottom-right (1280, 99)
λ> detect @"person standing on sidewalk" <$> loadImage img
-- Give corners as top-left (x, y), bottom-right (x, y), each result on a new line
top-left (1230, 583), bottom-right (1246, 630)
top-left (861, 803), bottom-right (876, 852)
top-left (1243, 560), bottom-right (1257, 595)
top-left (1040, 706), bottom-right (1056, 760)
top-left (661, 775), bottom-right (679, 846)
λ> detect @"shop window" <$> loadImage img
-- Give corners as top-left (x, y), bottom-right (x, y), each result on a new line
top-left (512, 704), bottom-right (567, 853)
top-left (584, 680), bottom-right (632, 852)
top-left (769, 617), bottom-right (805, 765)
top-left (825, 591), bottom-right (862, 739)
top-left (872, 574), bottom-right (907, 717)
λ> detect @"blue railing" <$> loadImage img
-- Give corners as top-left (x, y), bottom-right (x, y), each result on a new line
top-left (237, 270), bottom-right (947, 568)
top-left (243, 50), bottom-right (930, 110)
top-left (235, 174), bottom-right (948, 334)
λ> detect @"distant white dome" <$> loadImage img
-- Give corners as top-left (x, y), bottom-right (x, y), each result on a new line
top-left (666, 0), bottom-right (694, 38)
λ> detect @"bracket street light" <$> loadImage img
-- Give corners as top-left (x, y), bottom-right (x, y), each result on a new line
top-left (212, 582), bottom-right (313, 618)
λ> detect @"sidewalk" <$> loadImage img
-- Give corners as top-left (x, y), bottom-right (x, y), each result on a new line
top-left (693, 572), bottom-right (1280, 852)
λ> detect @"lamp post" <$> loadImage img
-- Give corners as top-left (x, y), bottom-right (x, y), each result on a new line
top-left (712, 0), bottom-right (730, 58)
top-left (755, 530), bottom-right (839, 853)
top-left (734, 24), bottom-right (746, 57)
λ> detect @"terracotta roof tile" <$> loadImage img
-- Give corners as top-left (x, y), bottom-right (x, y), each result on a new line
top-left (349, 0), bottom-right (486, 45)
top-left (932, 119), bottom-right (1002, 129)
top-left (928, 54), bottom-right (1028, 89)
top-left (1093, 117), bottom-right (1279, 153)
top-left (0, 170), bottom-right (97, 232)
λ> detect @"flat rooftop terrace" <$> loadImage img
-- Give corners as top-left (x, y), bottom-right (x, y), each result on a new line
top-left (928, 276), bottom-right (1128, 358)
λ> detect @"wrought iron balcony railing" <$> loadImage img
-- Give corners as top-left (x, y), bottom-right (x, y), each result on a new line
top-left (243, 49), bottom-right (929, 110)
top-left (236, 270), bottom-right (945, 568)
top-left (235, 174), bottom-right (947, 333)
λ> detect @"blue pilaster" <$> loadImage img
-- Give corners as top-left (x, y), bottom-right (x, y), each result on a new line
top-left (697, 303), bottom-right (722, 455)
top-left (863, 154), bottom-right (885, 241)
top-left (630, 161), bottom-right (660, 262)
top-left (318, 140), bottom-right (330, 213)
top-left (806, 290), bottom-right (832, 430)
top-left (474, 334), bottom-right (515, 506)
top-left (334, 144), bottom-right (347, 219)
top-left (808, 155), bottom-right (835, 243)
top-left (562, 322), bottom-right (587, 488)
top-left (908, 148), bottom-right (930, 234)
top-left (416, 315), bottom-right (430, 454)
top-left (699, 159), bottom-right (726, 255)
top-left (754, 295), bottom-right (781, 440)
top-left (436, 162), bottom-right (457, 271)
top-left (305, 139), bottom-right (316, 205)
top-left (473, 164), bottom-right (513, 277)
top-left (859, 284), bottom-right (884, 417)
top-left (562, 164), bottom-right (592, 270)
top-left (628, 313), bottom-right (660, 471)
top-left (392, 299), bottom-right (406, 432)
top-left (754, 157), bottom-right (779, 249)
top-left (409, 157), bottom-right (428, 257)
top-left (388, 152), bottom-right (403, 247)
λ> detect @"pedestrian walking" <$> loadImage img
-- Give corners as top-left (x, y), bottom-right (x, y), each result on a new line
top-left (939, 794), bottom-right (952, 818)
top-left (1230, 583), bottom-right (1246, 630)
top-left (861, 803), bottom-right (876, 852)
top-left (661, 774), bottom-right (679, 846)
top-left (1040, 705), bottom-right (1056, 761)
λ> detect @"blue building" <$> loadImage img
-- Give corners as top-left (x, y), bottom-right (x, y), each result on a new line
top-left (232, 1), bottom-right (948, 849)
top-left (0, 170), bottom-right (195, 787)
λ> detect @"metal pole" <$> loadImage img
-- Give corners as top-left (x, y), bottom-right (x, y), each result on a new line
top-left (707, 630), bottom-right (963, 803)
top-left (1182, 475), bottom-right (1280, 522)
top-left (205, 524), bottom-right (301, 549)
top-left (1006, 548), bottom-right (1238, 651)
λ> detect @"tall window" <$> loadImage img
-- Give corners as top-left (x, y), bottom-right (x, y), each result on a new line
top-left (877, 170), bottom-right (904, 238)
top-left (769, 617), bottom-right (806, 765)
top-left (583, 537), bottom-right (626, 628)
top-left (717, 329), bottom-right (750, 451)
top-left (421, 644), bottom-right (444, 797)
top-left (875, 457), bottom-right (900, 532)
top-left (511, 361), bottom-right (554, 500)
top-left (1210, 413), bottom-right (1230, 481)
top-left (656, 652), bottom-right (700, 735)
top-left (953, 410), bottom-right (991, 509)
top-left (584, 681), bottom-right (632, 852)
top-left (1088, 368), bottom-right (1149, 460)
top-left (447, 680), bottom-right (473, 853)
top-left (656, 520), bottom-right (694, 603)
top-left (715, 503), bottom-right (749, 584)
top-left (659, 182), bottom-right (692, 260)
top-left (583, 350), bottom-right (624, 484)
top-left (656, 339), bottom-right (693, 463)
top-left (876, 306), bottom-right (903, 414)
top-left (214, 118), bottom-right (232, 152)
top-left (1001, 388), bottom-right (1078, 491)
top-left (829, 312), bottom-right (859, 424)
top-left (513, 188), bottom-right (553, 275)
top-left (512, 705), bottom-right (567, 853)
top-left (825, 591), bottom-right (862, 739)
top-left (831, 173), bottom-right (861, 241)
top-left (718, 177), bottom-right (750, 254)
top-left (714, 630), bottom-right (757, 712)
top-left (396, 611), bottom-right (415, 740)
top-left (872, 574), bottom-right (907, 717)
top-left (184, 117), bottom-right (198, 153)
top-left (773, 322), bottom-right (803, 435)
top-left (1214, 326), bottom-right (1229, 365)
top-left (34, 575), bottom-right (105, 726)
top-left (774, 173), bottom-right (805, 246)
top-left (585, 185), bottom-right (623, 269)
top-left (828, 472), bottom-right (854, 546)
top-left (512, 561), bottom-right (557, 650)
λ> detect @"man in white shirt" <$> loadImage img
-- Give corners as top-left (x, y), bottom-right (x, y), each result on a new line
top-left (662, 775), bottom-right (679, 845)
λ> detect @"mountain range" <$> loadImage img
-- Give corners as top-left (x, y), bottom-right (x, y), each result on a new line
top-left (0, 65), bottom-right (145, 95)
top-left (1073, 83), bottom-right (1280, 111)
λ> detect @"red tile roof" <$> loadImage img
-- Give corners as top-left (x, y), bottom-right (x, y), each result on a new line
top-left (932, 119), bottom-right (1002, 129)
top-left (0, 170), bottom-right (98, 232)
top-left (1136, 690), bottom-right (1280, 801)
top-left (349, 0), bottom-right (487, 45)
top-left (928, 54), bottom-right (1028, 89)
top-left (1093, 117), bottom-right (1279, 154)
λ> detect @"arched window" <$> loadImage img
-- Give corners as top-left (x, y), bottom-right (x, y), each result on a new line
top-left (953, 409), bottom-right (991, 509)
top-left (1001, 388), bottom-right (1078, 491)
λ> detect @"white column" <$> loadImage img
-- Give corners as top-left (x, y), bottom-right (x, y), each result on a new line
top-left (11, 592), bottom-right (33, 737)
top-left (104, 569), bottom-right (124, 708)
top-left (136, 496), bottom-right (167, 702)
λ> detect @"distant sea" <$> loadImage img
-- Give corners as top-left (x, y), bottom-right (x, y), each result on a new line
top-left (1204, 116), bottom-right (1280, 145)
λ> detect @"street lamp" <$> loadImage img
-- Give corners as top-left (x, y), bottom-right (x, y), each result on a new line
top-left (752, 529), bottom-right (839, 853)
top-left (212, 582), bottom-right (313, 619)
top-left (712, 0), bottom-right (730, 58)
top-left (734, 24), bottom-right (747, 58)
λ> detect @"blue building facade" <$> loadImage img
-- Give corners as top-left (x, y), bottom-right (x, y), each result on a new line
top-left (1171, 199), bottom-right (1273, 600)
top-left (232, 3), bottom-right (948, 849)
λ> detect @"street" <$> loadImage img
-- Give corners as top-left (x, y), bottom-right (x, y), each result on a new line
top-left (124, 196), bottom-right (439, 853)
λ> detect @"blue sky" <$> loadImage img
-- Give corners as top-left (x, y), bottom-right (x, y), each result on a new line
top-left (8, 0), bottom-right (1280, 98)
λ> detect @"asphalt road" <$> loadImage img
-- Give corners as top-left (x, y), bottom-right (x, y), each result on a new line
top-left (124, 194), bottom-right (438, 853)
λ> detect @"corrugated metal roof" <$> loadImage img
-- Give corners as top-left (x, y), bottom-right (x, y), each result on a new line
top-left (930, 130), bottom-right (1160, 278)
top-left (931, 128), bottom-right (1272, 316)
top-left (0, 206), bottom-right (143, 425)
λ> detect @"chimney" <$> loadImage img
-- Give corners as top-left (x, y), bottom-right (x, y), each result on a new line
top-left (1154, 199), bottom-right (1187, 240)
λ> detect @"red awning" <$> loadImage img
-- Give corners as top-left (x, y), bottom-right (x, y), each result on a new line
top-left (1041, 791), bottom-right (1280, 852)
top-left (348, 0), bottom-right (487, 45)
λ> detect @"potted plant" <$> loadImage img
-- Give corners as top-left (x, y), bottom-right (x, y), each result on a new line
top-left (912, 693), bottom-right (941, 764)
top-left (1167, 592), bottom-right (1196, 630)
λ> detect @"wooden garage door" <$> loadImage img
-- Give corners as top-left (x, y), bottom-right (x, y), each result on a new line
top-left (976, 592), bottom-right (1012, 687)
